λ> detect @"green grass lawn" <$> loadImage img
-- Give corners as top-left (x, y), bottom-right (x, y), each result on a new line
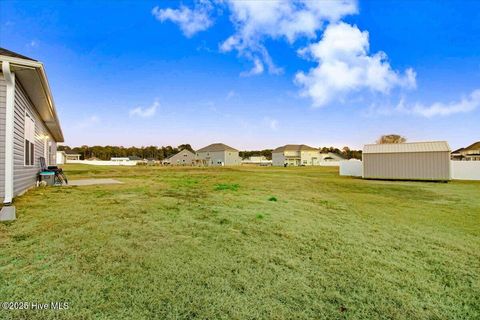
top-left (1, 164), bottom-right (479, 319)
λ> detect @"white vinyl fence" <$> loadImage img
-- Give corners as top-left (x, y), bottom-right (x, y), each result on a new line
top-left (339, 159), bottom-right (480, 180)
top-left (67, 160), bottom-right (139, 166)
top-left (319, 161), bottom-right (340, 167)
top-left (451, 161), bottom-right (480, 180)
top-left (339, 160), bottom-right (362, 177)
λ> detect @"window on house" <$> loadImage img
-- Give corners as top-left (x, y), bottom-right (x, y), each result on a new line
top-left (48, 141), bottom-right (54, 165)
top-left (24, 113), bottom-right (35, 166)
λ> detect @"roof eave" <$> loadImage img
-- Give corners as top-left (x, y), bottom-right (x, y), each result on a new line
top-left (1, 55), bottom-right (64, 142)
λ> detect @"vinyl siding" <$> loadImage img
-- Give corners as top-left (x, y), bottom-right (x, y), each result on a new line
top-left (12, 77), bottom-right (57, 197)
top-left (196, 151), bottom-right (226, 166)
top-left (363, 152), bottom-right (450, 181)
top-left (224, 150), bottom-right (241, 166)
top-left (167, 149), bottom-right (196, 165)
top-left (0, 74), bottom-right (6, 197)
top-left (272, 153), bottom-right (285, 166)
top-left (196, 150), bottom-right (240, 166)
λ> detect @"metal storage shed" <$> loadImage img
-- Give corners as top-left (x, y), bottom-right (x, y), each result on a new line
top-left (362, 141), bottom-right (451, 181)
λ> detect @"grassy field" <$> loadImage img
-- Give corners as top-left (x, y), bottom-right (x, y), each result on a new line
top-left (0, 164), bottom-right (479, 319)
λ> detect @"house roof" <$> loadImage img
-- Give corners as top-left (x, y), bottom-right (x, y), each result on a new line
top-left (363, 141), bottom-right (450, 154)
top-left (273, 144), bottom-right (318, 153)
top-left (0, 47), bottom-right (64, 142)
top-left (451, 148), bottom-right (465, 154)
top-left (166, 148), bottom-right (195, 159)
top-left (196, 143), bottom-right (238, 152)
top-left (463, 141), bottom-right (480, 151)
top-left (0, 48), bottom-right (37, 61)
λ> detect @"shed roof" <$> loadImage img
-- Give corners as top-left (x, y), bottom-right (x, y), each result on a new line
top-left (273, 144), bottom-right (318, 153)
top-left (363, 141), bottom-right (450, 154)
top-left (196, 143), bottom-right (238, 152)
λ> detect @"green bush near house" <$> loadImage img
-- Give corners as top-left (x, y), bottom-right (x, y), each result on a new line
top-left (0, 164), bottom-right (479, 319)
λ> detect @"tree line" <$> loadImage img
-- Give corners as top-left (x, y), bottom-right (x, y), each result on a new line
top-left (59, 144), bottom-right (362, 160)
top-left (58, 144), bottom-right (194, 161)
top-left (59, 134), bottom-right (405, 161)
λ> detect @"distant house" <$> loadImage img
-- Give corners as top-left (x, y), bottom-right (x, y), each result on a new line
top-left (0, 48), bottom-right (64, 206)
top-left (196, 143), bottom-right (241, 166)
top-left (363, 141), bottom-right (451, 181)
top-left (164, 149), bottom-right (196, 166)
top-left (272, 144), bottom-right (321, 166)
top-left (451, 141), bottom-right (480, 161)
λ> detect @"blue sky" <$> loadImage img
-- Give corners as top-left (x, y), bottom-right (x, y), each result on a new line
top-left (0, 0), bottom-right (479, 150)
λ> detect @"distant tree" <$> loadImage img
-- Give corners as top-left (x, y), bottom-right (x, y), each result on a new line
top-left (239, 149), bottom-right (273, 160)
top-left (177, 144), bottom-right (194, 153)
top-left (319, 146), bottom-right (362, 160)
top-left (57, 144), bottom-right (188, 161)
top-left (377, 134), bottom-right (406, 144)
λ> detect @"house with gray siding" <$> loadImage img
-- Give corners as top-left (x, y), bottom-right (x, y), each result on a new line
top-left (196, 143), bottom-right (241, 166)
top-left (164, 149), bottom-right (196, 166)
top-left (0, 48), bottom-right (64, 214)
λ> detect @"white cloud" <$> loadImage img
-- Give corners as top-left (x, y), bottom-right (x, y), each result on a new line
top-left (240, 58), bottom-right (265, 77)
top-left (154, 1), bottom-right (357, 74)
top-left (295, 22), bottom-right (416, 107)
top-left (365, 89), bottom-right (480, 118)
top-left (221, 0), bottom-right (357, 75)
top-left (152, 1), bottom-right (476, 119)
top-left (129, 100), bottom-right (159, 118)
top-left (406, 89), bottom-right (480, 117)
top-left (264, 117), bottom-right (279, 130)
top-left (152, 1), bottom-right (213, 37)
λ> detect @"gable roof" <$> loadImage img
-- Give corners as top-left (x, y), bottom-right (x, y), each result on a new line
top-left (166, 148), bottom-right (195, 159)
top-left (196, 143), bottom-right (238, 152)
top-left (363, 141), bottom-right (450, 154)
top-left (451, 148), bottom-right (465, 154)
top-left (0, 47), bottom-right (64, 142)
top-left (273, 144), bottom-right (318, 153)
top-left (463, 141), bottom-right (480, 151)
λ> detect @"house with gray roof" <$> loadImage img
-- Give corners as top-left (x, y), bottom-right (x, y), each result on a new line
top-left (451, 141), bottom-right (480, 161)
top-left (272, 144), bottom-right (320, 166)
top-left (163, 149), bottom-right (196, 166)
top-left (196, 143), bottom-right (241, 166)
